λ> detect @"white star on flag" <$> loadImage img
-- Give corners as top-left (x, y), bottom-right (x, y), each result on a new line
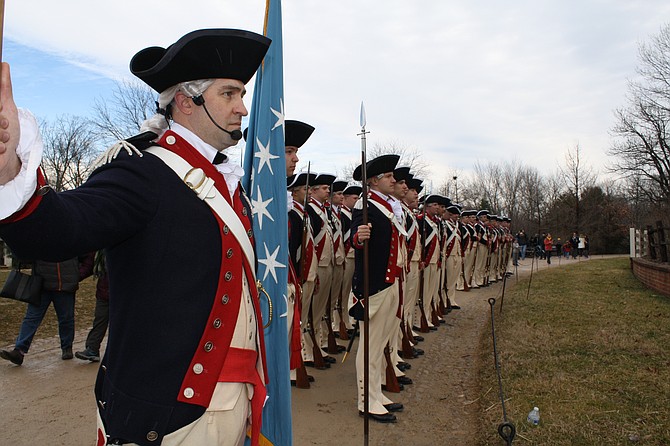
top-left (271, 98), bottom-right (285, 131)
top-left (254, 137), bottom-right (279, 175)
top-left (251, 186), bottom-right (275, 230)
top-left (258, 243), bottom-right (286, 283)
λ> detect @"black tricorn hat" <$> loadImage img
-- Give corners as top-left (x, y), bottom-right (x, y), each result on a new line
top-left (477, 209), bottom-right (490, 217)
top-left (407, 177), bottom-right (423, 193)
top-left (343, 185), bottom-right (362, 196)
top-left (285, 120), bottom-right (315, 148)
top-left (424, 194), bottom-right (441, 205)
top-left (393, 166), bottom-right (411, 182)
top-left (130, 29), bottom-right (271, 93)
top-left (287, 172), bottom-right (317, 189)
top-left (312, 173), bottom-right (336, 186)
top-left (331, 180), bottom-right (348, 193)
top-left (353, 154), bottom-right (400, 181)
top-left (461, 209), bottom-right (477, 217)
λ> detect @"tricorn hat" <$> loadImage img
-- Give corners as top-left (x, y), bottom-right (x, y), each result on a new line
top-left (353, 154), bottom-right (400, 181)
top-left (331, 180), bottom-right (348, 193)
top-left (130, 29), bottom-right (271, 93)
top-left (393, 166), bottom-right (411, 182)
top-left (342, 185), bottom-right (362, 196)
top-left (287, 172), bottom-right (317, 189)
top-left (285, 120), bottom-right (315, 148)
top-left (407, 177), bottom-right (423, 193)
top-left (312, 173), bottom-right (336, 186)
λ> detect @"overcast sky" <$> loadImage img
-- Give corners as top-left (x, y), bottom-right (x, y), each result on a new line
top-left (5, 0), bottom-right (670, 188)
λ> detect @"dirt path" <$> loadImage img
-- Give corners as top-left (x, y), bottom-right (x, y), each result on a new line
top-left (0, 256), bottom-right (585, 445)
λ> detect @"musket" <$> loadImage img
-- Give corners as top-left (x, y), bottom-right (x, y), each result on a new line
top-left (359, 102), bottom-right (371, 443)
top-left (417, 205), bottom-right (430, 333)
top-left (383, 343), bottom-right (401, 393)
top-left (468, 228), bottom-right (479, 287)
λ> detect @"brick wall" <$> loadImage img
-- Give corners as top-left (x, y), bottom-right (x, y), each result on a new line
top-left (630, 257), bottom-right (670, 298)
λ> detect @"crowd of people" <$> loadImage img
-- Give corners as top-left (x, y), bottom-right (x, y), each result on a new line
top-left (512, 230), bottom-right (590, 266)
top-left (0, 28), bottom-right (518, 445)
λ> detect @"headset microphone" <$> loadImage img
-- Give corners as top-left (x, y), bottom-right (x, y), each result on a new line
top-left (192, 95), bottom-right (243, 141)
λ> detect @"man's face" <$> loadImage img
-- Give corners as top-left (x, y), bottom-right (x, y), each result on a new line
top-left (331, 191), bottom-right (344, 206)
top-left (426, 203), bottom-right (439, 217)
top-left (291, 186), bottom-right (307, 204)
top-left (404, 189), bottom-right (418, 208)
top-left (310, 184), bottom-right (330, 202)
top-left (343, 194), bottom-right (358, 209)
top-left (189, 79), bottom-right (248, 150)
top-left (392, 179), bottom-right (408, 199)
top-left (285, 146), bottom-right (299, 176)
top-left (370, 172), bottom-right (395, 196)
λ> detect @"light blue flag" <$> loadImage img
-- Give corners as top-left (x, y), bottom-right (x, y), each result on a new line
top-left (242, 0), bottom-right (291, 445)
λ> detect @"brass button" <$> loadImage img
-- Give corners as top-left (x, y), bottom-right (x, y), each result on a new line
top-left (225, 271), bottom-right (233, 281)
top-left (226, 248), bottom-right (234, 258)
top-left (222, 295), bottom-right (230, 305)
top-left (213, 318), bottom-right (222, 329)
top-left (242, 207), bottom-right (248, 216)
top-left (247, 229), bottom-right (253, 238)
top-left (183, 387), bottom-right (194, 398)
top-left (204, 341), bottom-right (214, 352)
top-left (166, 135), bottom-right (176, 145)
top-left (223, 225), bottom-right (229, 235)
top-left (147, 431), bottom-right (159, 442)
top-left (193, 363), bottom-right (204, 375)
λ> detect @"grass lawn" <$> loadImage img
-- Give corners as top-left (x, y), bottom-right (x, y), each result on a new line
top-left (478, 257), bottom-right (670, 445)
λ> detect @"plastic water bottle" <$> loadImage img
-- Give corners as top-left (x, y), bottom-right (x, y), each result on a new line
top-left (527, 407), bottom-right (540, 426)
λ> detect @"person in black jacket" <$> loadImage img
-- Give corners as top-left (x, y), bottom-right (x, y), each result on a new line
top-left (0, 257), bottom-right (80, 365)
top-left (350, 154), bottom-right (404, 423)
top-left (75, 251), bottom-right (109, 362)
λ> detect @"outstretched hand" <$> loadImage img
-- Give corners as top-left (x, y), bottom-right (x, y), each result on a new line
top-left (0, 62), bottom-right (21, 184)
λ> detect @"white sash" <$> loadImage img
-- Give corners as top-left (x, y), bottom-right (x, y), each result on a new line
top-left (145, 146), bottom-right (256, 273)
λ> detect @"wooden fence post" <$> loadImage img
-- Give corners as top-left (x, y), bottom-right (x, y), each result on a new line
top-left (657, 221), bottom-right (668, 263)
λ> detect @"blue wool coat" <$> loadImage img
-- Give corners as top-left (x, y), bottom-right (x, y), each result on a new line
top-left (0, 134), bottom-right (256, 445)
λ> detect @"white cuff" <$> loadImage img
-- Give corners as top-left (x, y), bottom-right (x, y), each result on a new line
top-left (0, 108), bottom-right (44, 220)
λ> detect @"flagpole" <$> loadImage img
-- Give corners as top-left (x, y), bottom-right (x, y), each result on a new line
top-left (358, 102), bottom-right (370, 445)
top-left (0, 0), bottom-right (5, 62)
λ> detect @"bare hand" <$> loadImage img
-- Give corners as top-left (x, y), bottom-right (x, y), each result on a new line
top-left (0, 63), bottom-right (22, 184)
top-left (356, 223), bottom-right (372, 242)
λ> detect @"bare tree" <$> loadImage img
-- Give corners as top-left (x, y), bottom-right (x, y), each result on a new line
top-left (91, 79), bottom-right (156, 146)
top-left (338, 140), bottom-right (431, 183)
top-left (560, 143), bottom-right (597, 232)
top-left (40, 115), bottom-right (99, 191)
top-left (609, 24), bottom-right (670, 211)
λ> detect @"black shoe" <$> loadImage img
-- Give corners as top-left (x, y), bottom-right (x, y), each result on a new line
top-left (451, 305), bottom-right (461, 310)
top-left (62, 347), bottom-right (73, 360)
top-left (397, 363), bottom-right (409, 372)
top-left (0, 348), bottom-right (24, 366)
top-left (323, 356), bottom-right (336, 364)
top-left (429, 326), bottom-right (437, 331)
top-left (383, 403), bottom-right (404, 412)
top-left (397, 361), bottom-right (411, 370)
top-left (413, 335), bottom-right (424, 342)
top-left (413, 348), bottom-right (424, 356)
top-left (397, 376), bottom-right (413, 385)
top-left (304, 360), bottom-right (330, 369)
top-left (382, 383), bottom-right (404, 391)
top-left (359, 411), bottom-right (397, 423)
top-left (75, 348), bottom-right (100, 362)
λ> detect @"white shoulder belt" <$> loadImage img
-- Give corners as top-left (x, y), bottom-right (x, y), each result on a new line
top-left (145, 146), bottom-right (256, 273)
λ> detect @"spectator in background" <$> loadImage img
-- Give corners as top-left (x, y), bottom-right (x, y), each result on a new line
top-left (516, 229), bottom-right (528, 261)
top-left (562, 241), bottom-right (571, 259)
top-left (538, 233), bottom-right (547, 260)
top-left (584, 235), bottom-right (590, 258)
top-left (543, 233), bottom-right (554, 265)
top-left (0, 257), bottom-right (81, 365)
top-left (570, 232), bottom-right (580, 259)
top-left (75, 251), bottom-right (109, 362)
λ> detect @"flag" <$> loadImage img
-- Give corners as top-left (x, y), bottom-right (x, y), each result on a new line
top-left (242, 0), bottom-right (291, 445)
